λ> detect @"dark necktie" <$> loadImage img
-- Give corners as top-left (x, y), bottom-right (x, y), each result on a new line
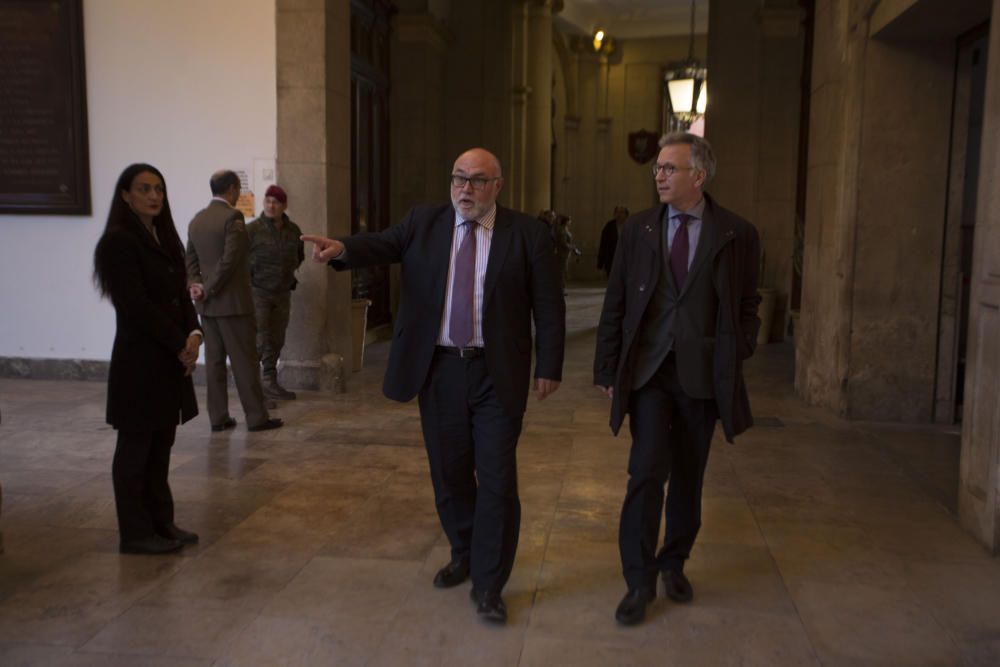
top-left (670, 213), bottom-right (691, 289)
top-left (448, 220), bottom-right (477, 347)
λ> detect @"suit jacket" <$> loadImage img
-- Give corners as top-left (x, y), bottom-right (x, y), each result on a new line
top-left (96, 219), bottom-right (200, 430)
top-left (186, 200), bottom-right (254, 316)
top-left (331, 203), bottom-right (566, 418)
top-left (593, 194), bottom-right (762, 442)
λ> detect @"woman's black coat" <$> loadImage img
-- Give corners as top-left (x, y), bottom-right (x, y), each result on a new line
top-left (97, 220), bottom-right (199, 430)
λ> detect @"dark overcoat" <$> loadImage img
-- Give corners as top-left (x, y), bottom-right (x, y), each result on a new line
top-left (97, 219), bottom-right (200, 430)
top-left (331, 203), bottom-right (565, 419)
top-left (593, 194), bottom-right (761, 442)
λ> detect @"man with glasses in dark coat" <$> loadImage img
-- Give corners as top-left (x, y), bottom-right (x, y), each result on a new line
top-left (594, 132), bottom-right (762, 626)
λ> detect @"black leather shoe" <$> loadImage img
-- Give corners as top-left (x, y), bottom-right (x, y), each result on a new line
top-left (120, 535), bottom-right (183, 555)
top-left (211, 417), bottom-right (237, 432)
top-left (469, 586), bottom-right (482, 605)
top-left (476, 593), bottom-right (507, 624)
top-left (662, 569), bottom-right (693, 603)
top-left (248, 418), bottom-right (283, 432)
top-left (433, 559), bottom-right (470, 588)
top-left (615, 587), bottom-right (655, 626)
top-left (157, 524), bottom-right (199, 545)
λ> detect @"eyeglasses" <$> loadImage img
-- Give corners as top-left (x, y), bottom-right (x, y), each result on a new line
top-left (651, 164), bottom-right (696, 177)
top-left (450, 174), bottom-right (500, 190)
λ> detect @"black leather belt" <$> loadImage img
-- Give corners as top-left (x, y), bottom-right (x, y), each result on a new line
top-left (436, 345), bottom-right (485, 358)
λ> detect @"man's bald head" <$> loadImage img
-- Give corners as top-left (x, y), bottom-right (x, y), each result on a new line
top-left (450, 147), bottom-right (504, 221)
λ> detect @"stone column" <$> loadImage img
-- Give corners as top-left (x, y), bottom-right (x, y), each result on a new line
top-left (524, 0), bottom-right (553, 215)
top-left (274, 0), bottom-right (352, 391)
top-left (706, 0), bottom-right (806, 342)
top-left (958, 0), bottom-right (1000, 553)
top-left (391, 12), bottom-right (449, 220)
top-left (570, 41), bottom-right (602, 280)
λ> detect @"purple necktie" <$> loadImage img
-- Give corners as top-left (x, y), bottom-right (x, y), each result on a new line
top-left (670, 213), bottom-right (691, 289)
top-left (448, 220), bottom-right (477, 347)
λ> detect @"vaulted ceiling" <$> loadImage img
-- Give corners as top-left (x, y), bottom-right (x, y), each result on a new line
top-left (556, 0), bottom-right (708, 39)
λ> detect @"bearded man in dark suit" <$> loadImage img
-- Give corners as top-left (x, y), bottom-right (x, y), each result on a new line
top-left (303, 147), bottom-right (565, 624)
top-left (594, 132), bottom-right (762, 626)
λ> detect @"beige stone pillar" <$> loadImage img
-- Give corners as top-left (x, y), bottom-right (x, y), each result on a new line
top-left (706, 0), bottom-right (806, 342)
top-left (562, 38), bottom-right (603, 281)
top-left (507, 0), bottom-right (529, 212)
top-left (958, 0), bottom-right (1000, 553)
top-left (390, 12), bottom-right (449, 221)
top-left (524, 0), bottom-right (553, 214)
top-left (275, 0), bottom-right (352, 391)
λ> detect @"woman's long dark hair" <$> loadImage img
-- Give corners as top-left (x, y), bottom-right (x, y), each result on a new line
top-left (93, 163), bottom-right (184, 298)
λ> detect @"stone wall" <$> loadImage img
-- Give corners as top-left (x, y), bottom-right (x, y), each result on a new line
top-left (274, 0), bottom-right (352, 389)
top-left (958, 0), bottom-right (1000, 553)
top-left (795, 0), bottom-right (964, 421)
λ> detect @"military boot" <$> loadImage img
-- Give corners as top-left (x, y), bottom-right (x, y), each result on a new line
top-left (263, 374), bottom-right (296, 400)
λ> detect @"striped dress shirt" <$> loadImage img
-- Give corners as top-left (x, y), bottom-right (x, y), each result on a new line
top-left (437, 205), bottom-right (496, 347)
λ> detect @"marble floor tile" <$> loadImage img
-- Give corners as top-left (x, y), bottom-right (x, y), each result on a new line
top-left (79, 606), bottom-right (258, 659)
top-left (0, 288), bottom-right (995, 664)
top-left (215, 614), bottom-right (389, 667)
top-left (788, 578), bottom-right (962, 665)
top-left (0, 642), bottom-right (212, 667)
top-left (262, 556), bottom-right (423, 622)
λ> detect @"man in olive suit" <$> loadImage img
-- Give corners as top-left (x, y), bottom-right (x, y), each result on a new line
top-left (186, 170), bottom-right (282, 433)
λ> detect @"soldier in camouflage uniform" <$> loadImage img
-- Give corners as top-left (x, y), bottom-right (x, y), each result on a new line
top-left (247, 185), bottom-right (304, 400)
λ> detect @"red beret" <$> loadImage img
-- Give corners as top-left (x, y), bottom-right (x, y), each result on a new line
top-left (265, 184), bottom-right (287, 204)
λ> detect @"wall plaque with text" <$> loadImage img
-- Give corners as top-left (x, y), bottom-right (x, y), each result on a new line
top-left (0, 0), bottom-right (90, 215)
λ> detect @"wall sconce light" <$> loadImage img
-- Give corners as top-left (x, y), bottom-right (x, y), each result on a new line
top-left (593, 28), bottom-right (605, 52)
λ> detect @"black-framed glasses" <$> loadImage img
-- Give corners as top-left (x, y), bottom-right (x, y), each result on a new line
top-left (450, 174), bottom-right (500, 190)
top-left (651, 164), bottom-right (696, 177)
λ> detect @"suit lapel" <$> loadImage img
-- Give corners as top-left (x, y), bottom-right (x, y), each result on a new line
top-left (680, 208), bottom-right (717, 297)
top-left (681, 196), bottom-right (736, 297)
top-left (637, 205), bottom-right (671, 291)
top-left (129, 217), bottom-right (172, 261)
top-left (483, 206), bottom-right (513, 305)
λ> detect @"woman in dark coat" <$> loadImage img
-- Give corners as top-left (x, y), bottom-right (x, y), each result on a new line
top-left (93, 163), bottom-right (202, 554)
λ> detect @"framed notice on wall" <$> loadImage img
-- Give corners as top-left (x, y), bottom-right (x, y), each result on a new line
top-left (0, 0), bottom-right (90, 215)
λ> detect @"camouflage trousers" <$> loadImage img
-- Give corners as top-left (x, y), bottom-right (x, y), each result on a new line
top-left (252, 288), bottom-right (291, 380)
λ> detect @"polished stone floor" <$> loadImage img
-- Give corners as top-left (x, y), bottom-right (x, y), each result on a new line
top-left (0, 287), bottom-right (994, 666)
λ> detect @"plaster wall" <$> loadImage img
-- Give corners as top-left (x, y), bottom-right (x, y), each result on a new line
top-left (0, 0), bottom-right (276, 363)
